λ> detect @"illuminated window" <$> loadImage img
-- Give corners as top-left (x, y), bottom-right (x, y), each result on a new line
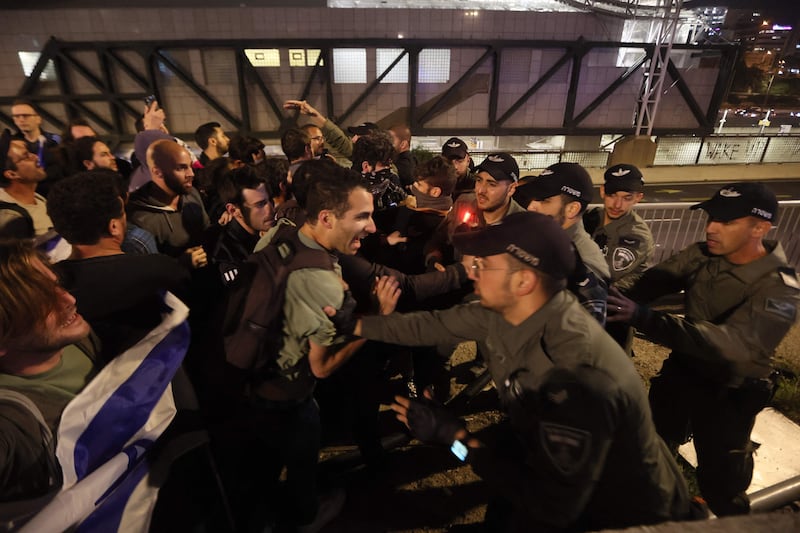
top-left (377, 49), bottom-right (408, 83)
top-left (18, 51), bottom-right (56, 80)
top-left (244, 49), bottom-right (280, 67)
top-left (307, 49), bottom-right (323, 67)
top-left (289, 49), bottom-right (306, 67)
top-left (418, 49), bottom-right (450, 83)
top-left (333, 49), bottom-right (366, 83)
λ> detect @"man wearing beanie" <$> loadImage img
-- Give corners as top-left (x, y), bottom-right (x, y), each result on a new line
top-left (344, 212), bottom-right (692, 531)
top-left (584, 163), bottom-right (654, 291)
top-left (609, 182), bottom-right (800, 517)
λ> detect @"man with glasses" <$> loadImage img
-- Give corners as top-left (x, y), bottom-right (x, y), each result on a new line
top-left (301, 124), bottom-right (326, 159)
top-left (10, 100), bottom-right (60, 167)
top-left (334, 211), bottom-right (692, 531)
top-left (10, 100), bottom-right (63, 197)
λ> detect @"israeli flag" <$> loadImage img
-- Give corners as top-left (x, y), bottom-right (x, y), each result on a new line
top-left (20, 292), bottom-right (190, 533)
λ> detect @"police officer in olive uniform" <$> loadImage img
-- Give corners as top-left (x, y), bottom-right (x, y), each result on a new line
top-left (345, 212), bottom-right (691, 531)
top-left (584, 163), bottom-right (654, 290)
top-left (608, 182), bottom-right (800, 517)
top-left (441, 137), bottom-right (477, 199)
top-left (584, 163), bottom-right (655, 351)
top-left (514, 162), bottom-right (610, 325)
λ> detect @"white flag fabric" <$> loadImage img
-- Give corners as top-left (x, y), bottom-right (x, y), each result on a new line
top-left (20, 291), bottom-right (190, 533)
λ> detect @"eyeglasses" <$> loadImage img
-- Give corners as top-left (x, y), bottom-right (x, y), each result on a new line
top-left (309, 136), bottom-right (324, 142)
top-left (12, 114), bottom-right (38, 119)
top-left (470, 257), bottom-right (520, 278)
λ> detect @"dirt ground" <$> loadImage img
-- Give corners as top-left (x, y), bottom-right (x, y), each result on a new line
top-left (318, 322), bottom-right (800, 533)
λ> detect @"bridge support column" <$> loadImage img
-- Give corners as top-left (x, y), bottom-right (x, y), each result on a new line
top-left (609, 135), bottom-right (657, 168)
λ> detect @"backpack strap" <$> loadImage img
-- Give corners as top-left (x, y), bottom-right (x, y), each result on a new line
top-left (223, 224), bottom-right (334, 372)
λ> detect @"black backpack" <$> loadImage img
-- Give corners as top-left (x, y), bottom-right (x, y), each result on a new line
top-left (220, 221), bottom-right (335, 390)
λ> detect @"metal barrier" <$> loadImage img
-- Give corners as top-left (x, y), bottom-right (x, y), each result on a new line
top-left (628, 200), bottom-right (800, 268)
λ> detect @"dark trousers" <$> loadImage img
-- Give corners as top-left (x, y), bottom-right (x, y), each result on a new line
top-left (213, 396), bottom-right (322, 531)
top-left (649, 357), bottom-right (772, 516)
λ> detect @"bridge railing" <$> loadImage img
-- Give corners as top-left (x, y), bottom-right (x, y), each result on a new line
top-left (455, 134), bottom-right (800, 170)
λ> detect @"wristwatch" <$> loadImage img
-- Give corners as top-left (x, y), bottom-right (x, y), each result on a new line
top-left (450, 439), bottom-right (469, 462)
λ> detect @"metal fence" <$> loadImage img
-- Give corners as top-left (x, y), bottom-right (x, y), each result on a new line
top-left (462, 134), bottom-right (800, 171)
top-left (628, 200), bottom-right (800, 269)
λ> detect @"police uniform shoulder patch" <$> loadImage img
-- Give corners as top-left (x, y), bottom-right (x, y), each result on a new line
top-left (222, 267), bottom-right (240, 285)
top-left (778, 267), bottom-right (800, 290)
top-left (539, 422), bottom-right (592, 476)
top-left (765, 298), bottom-right (797, 321)
top-left (612, 247), bottom-right (636, 272)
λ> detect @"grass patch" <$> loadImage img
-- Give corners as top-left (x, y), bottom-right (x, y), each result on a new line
top-left (771, 369), bottom-right (800, 425)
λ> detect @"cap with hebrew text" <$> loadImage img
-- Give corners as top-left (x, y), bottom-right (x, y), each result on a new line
top-left (474, 153), bottom-right (519, 183)
top-left (452, 211), bottom-right (575, 279)
top-left (690, 182), bottom-right (778, 223)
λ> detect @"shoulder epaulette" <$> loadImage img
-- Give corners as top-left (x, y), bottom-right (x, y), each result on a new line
top-left (778, 267), bottom-right (800, 290)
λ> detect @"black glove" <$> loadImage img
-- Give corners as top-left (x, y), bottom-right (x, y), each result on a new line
top-left (328, 290), bottom-right (358, 336)
top-left (406, 396), bottom-right (465, 446)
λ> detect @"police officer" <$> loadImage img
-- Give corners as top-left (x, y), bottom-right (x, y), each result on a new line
top-left (584, 163), bottom-right (654, 291)
top-left (515, 162), bottom-right (609, 324)
top-left (608, 182), bottom-right (800, 516)
top-left (584, 163), bottom-right (655, 351)
top-left (441, 137), bottom-right (477, 199)
top-left (338, 212), bottom-right (691, 531)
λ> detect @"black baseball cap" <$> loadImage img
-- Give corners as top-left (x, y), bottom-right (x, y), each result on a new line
top-left (522, 162), bottom-right (594, 205)
top-left (441, 137), bottom-right (469, 160)
top-left (0, 129), bottom-right (11, 174)
top-left (474, 153), bottom-right (519, 183)
top-left (691, 182), bottom-right (778, 223)
top-left (603, 164), bottom-right (644, 194)
top-left (348, 122), bottom-right (379, 135)
top-left (452, 211), bottom-right (576, 279)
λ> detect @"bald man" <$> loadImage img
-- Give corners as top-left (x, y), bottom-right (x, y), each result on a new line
top-left (127, 139), bottom-right (209, 268)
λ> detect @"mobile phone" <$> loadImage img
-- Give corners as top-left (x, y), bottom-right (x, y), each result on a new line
top-left (144, 94), bottom-right (157, 107)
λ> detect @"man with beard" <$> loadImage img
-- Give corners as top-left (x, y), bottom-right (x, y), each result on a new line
top-left (127, 139), bottom-right (209, 269)
top-left (235, 168), bottom-right (377, 532)
top-left (302, 123), bottom-right (327, 159)
top-left (193, 122), bottom-right (230, 169)
top-left (0, 240), bottom-right (98, 517)
top-left (608, 182), bottom-right (800, 516)
top-left (515, 162), bottom-right (609, 281)
top-left (73, 136), bottom-right (119, 174)
top-left (206, 165), bottom-right (275, 286)
top-left (424, 152), bottom-right (525, 271)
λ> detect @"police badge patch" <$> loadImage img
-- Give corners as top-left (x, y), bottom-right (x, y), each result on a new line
top-left (612, 247), bottom-right (636, 272)
top-left (540, 422), bottom-right (592, 476)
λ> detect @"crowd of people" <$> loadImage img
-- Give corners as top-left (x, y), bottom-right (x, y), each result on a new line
top-left (1, 95), bottom-right (799, 532)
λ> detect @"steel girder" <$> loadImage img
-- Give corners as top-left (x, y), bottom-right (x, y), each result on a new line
top-left (0, 37), bottom-right (737, 142)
